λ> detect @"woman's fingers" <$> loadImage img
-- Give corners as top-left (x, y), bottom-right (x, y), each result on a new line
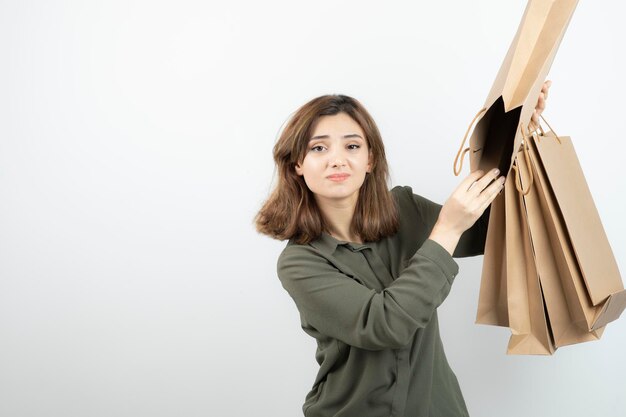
top-left (459, 169), bottom-right (486, 192)
top-left (458, 169), bottom-right (504, 219)
top-left (531, 80), bottom-right (552, 127)
top-left (537, 92), bottom-right (546, 111)
top-left (469, 168), bottom-right (502, 196)
top-left (437, 169), bottom-right (505, 236)
top-left (542, 80), bottom-right (552, 100)
top-left (478, 175), bottom-right (506, 212)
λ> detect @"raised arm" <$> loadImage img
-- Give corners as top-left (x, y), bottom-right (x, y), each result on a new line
top-left (277, 239), bottom-right (458, 351)
top-left (411, 190), bottom-right (491, 258)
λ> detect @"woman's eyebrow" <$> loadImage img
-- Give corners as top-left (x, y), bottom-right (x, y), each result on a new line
top-left (309, 134), bottom-right (363, 141)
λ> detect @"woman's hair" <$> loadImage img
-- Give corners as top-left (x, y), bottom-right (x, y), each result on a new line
top-left (255, 94), bottom-right (399, 245)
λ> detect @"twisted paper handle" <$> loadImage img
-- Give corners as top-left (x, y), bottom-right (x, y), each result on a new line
top-left (453, 107), bottom-right (487, 176)
top-left (512, 123), bottom-right (534, 196)
top-left (535, 114), bottom-right (562, 144)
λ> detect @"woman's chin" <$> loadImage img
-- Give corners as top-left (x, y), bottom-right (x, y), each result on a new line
top-left (314, 188), bottom-right (360, 202)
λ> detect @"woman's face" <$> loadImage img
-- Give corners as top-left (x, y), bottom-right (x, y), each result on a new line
top-left (295, 112), bottom-right (371, 206)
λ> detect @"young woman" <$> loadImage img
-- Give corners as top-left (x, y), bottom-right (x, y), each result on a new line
top-left (255, 85), bottom-right (549, 417)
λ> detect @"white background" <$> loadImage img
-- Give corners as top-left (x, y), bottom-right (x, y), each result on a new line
top-left (1, 1), bottom-right (625, 416)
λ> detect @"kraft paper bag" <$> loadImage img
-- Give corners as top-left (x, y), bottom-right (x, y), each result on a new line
top-left (519, 141), bottom-right (602, 347)
top-left (461, 0), bottom-right (624, 354)
top-left (476, 188), bottom-right (509, 327)
top-left (529, 131), bottom-right (626, 331)
top-left (504, 158), bottom-right (554, 355)
top-left (454, 0), bottom-right (579, 177)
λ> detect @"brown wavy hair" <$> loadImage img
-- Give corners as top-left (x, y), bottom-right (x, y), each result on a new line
top-left (254, 94), bottom-right (399, 245)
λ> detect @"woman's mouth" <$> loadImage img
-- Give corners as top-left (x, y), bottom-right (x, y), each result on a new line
top-left (327, 173), bottom-right (350, 182)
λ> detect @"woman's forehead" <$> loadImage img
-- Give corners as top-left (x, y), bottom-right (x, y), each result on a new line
top-left (310, 112), bottom-right (364, 138)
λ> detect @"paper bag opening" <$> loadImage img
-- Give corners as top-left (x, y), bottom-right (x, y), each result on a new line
top-left (470, 96), bottom-right (522, 175)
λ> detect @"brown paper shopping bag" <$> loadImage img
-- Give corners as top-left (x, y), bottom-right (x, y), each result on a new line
top-left (454, 0), bottom-right (579, 177)
top-left (529, 131), bottom-right (626, 331)
top-left (476, 189), bottom-right (509, 327)
top-left (517, 141), bottom-right (602, 347)
top-left (504, 158), bottom-right (555, 355)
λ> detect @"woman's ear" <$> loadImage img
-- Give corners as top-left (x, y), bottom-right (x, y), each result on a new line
top-left (367, 151), bottom-right (373, 173)
top-left (295, 162), bottom-right (303, 176)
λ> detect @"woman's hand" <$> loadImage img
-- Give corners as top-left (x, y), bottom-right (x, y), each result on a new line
top-left (529, 80), bottom-right (552, 131)
top-left (429, 168), bottom-right (505, 255)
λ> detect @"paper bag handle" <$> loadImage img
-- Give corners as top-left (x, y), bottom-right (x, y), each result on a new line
top-left (453, 107), bottom-right (487, 176)
top-left (536, 114), bottom-right (562, 144)
top-left (513, 114), bottom-right (563, 195)
top-left (512, 123), bottom-right (534, 196)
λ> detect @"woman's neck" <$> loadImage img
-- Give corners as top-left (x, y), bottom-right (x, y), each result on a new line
top-left (315, 194), bottom-right (362, 243)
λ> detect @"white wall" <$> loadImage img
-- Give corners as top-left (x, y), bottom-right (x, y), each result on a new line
top-left (1, 1), bottom-right (624, 416)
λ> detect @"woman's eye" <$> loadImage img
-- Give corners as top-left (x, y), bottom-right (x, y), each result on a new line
top-left (310, 145), bottom-right (325, 152)
top-left (347, 144), bottom-right (361, 150)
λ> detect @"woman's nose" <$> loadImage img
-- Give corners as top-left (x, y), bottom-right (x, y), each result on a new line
top-left (328, 148), bottom-right (347, 167)
top-left (330, 157), bottom-right (346, 167)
